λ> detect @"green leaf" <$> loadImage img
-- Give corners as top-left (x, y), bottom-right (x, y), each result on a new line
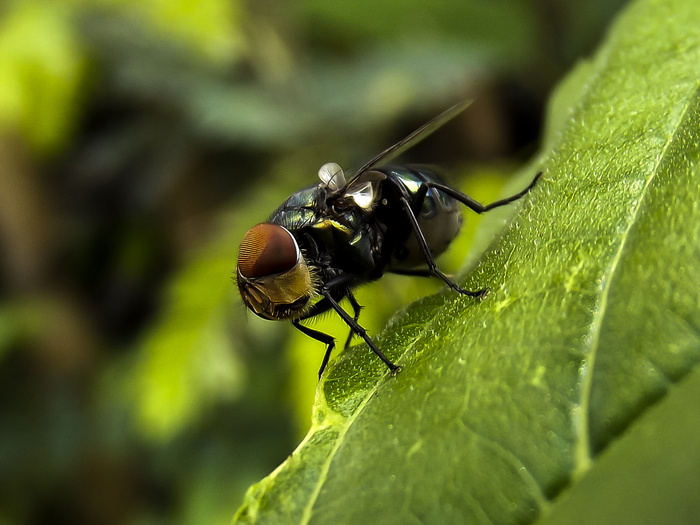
top-left (536, 366), bottom-right (700, 525)
top-left (233, 0), bottom-right (700, 522)
top-left (301, 0), bottom-right (537, 64)
top-left (0, 2), bottom-right (86, 153)
top-left (128, 237), bottom-right (245, 441)
top-left (99, 0), bottom-right (245, 62)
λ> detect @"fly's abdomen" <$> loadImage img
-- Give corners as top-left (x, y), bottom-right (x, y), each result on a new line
top-left (380, 167), bottom-right (463, 272)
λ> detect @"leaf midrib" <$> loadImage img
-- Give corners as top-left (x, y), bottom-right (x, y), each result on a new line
top-left (572, 83), bottom-right (700, 479)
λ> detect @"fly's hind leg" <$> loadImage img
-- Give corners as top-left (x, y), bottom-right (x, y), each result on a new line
top-left (396, 171), bottom-right (542, 296)
top-left (398, 193), bottom-right (487, 297)
top-left (426, 171), bottom-right (542, 214)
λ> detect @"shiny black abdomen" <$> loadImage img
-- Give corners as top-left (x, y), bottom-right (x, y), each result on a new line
top-left (373, 166), bottom-right (462, 272)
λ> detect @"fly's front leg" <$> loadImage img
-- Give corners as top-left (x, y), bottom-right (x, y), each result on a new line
top-left (292, 320), bottom-right (336, 379)
top-left (398, 196), bottom-right (487, 298)
top-left (294, 289), bottom-right (345, 379)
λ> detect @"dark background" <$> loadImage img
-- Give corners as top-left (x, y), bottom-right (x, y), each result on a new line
top-left (0, 1), bottom-right (627, 523)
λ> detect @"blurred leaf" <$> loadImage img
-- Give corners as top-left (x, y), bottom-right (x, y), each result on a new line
top-left (192, 41), bottom-right (484, 148)
top-left (536, 366), bottom-right (700, 525)
top-left (0, 303), bottom-right (26, 361)
top-left (128, 160), bottom-right (311, 441)
top-left (233, 0), bottom-right (700, 522)
top-left (301, 0), bottom-right (536, 64)
top-left (132, 302), bottom-right (244, 441)
top-left (129, 230), bottom-right (245, 440)
top-left (81, 12), bottom-right (496, 151)
top-left (90, 0), bottom-right (245, 62)
top-left (0, 2), bottom-right (86, 153)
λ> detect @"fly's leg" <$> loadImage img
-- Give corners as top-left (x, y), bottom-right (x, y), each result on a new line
top-left (396, 171), bottom-right (542, 296)
top-left (426, 171), bottom-right (542, 213)
top-left (296, 289), bottom-right (362, 350)
top-left (294, 280), bottom-right (399, 376)
top-left (343, 292), bottom-right (363, 349)
top-left (398, 195), bottom-right (487, 297)
top-left (389, 268), bottom-right (436, 277)
top-left (293, 292), bottom-right (342, 379)
top-left (321, 289), bottom-right (401, 375)
top-left (292, 320), bottom-right (336, 379)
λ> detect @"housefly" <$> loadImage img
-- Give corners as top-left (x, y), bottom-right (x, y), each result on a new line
top-left (236, 101), bottom-right (541, 378)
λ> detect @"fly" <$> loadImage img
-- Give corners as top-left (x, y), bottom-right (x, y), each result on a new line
top-left (236, 101), bottom-right (541, 378)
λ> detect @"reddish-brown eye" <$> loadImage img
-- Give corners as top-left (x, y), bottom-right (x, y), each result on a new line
top-left (238, 224), bottom-right (298, 278)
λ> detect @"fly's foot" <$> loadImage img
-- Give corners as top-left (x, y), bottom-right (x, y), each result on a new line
top-left (389, 364), bottom-right (403, 376)
top-left (475, 288), bottom-right (490, 300)
top-left (453, 284), bottom-right (489, 299)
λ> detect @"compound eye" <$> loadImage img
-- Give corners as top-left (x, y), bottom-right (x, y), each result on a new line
top-left (238, 224), bottom-right (299, 278)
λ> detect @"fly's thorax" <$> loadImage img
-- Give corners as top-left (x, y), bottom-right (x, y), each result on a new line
top-left (237, 223), bottom-right (320, 320)
top-left (268, 185), bottom-right (321, 231)
top-left (304, 209), bottom-right (384, 280)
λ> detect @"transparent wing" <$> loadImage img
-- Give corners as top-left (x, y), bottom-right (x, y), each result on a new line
top-left (348, 100), bottom-right (473, 184)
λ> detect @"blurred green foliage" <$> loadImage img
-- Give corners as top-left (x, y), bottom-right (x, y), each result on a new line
top-left (0, 0), bottom-right (627, 523)
top-left (0, 2), bottom-right (85, 152)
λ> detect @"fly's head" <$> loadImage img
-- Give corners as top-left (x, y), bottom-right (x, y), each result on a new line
top-left (237, 223), bottom-right (317, 320)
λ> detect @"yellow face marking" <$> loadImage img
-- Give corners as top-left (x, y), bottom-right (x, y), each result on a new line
top-left (237, 255), bottom-right (318, 321)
